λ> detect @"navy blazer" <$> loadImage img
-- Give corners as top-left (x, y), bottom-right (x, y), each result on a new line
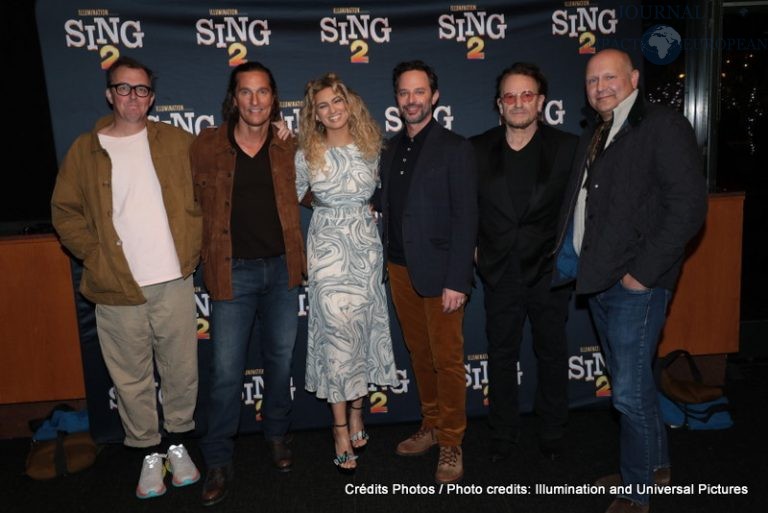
top-left (471, 124), bottom-right (577, 288)
top-left (378, 122), bottom-right (478, 297)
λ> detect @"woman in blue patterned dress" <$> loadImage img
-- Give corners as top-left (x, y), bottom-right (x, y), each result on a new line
top-left (295, 73), bottom-right (398, 471)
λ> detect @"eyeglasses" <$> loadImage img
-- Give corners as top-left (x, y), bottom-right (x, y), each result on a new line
top-left (109, 83), bottom-right (153, 98)
top-left (500, 91), bottom-right (539, 104)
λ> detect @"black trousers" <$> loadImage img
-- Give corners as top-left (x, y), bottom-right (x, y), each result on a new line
top-left (483, 268), bottom-right (572, 442)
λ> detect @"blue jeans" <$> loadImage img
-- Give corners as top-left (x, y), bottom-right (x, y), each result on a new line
top-left (200, 256), bottom-right (298, 467)
top-left (589, 281), bottom-right (671, 506)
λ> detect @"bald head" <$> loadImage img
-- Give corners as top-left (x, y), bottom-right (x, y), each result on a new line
top-left (585, 49), bottom-right (639, 120)
top-left (589, 49), bottom-right (635, 74)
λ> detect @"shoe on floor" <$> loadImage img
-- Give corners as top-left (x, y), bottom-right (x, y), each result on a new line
top-left (396, 427), bottom-right (437, 456)
top-left (435, 445), bottom-right (463, 484)
top-left (489, 439), bottom-right (515, 463)
top-left (166, 444), bottom-right (200, 487)
top-left (595, 467), bottom-right (672, 488)
top-left (267, 436), bottom-right (293, 473)
top-left (201, 464), bottom-right (233, 507)
top-left (605, 498), bottom-right (650, 513)
top-left (538, 436), bottom-right (564, 460)
top-left (136, 453), bottom-right (167, 499)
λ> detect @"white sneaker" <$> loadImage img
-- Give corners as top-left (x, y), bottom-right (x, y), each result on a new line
top-left (166, 444), bottom-right (200, 487)
top-left (136, 453), bottom-right (166, 499)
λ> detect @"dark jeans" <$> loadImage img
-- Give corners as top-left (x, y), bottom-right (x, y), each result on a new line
top-left (589, 281), bottom-right (671, 505)
top-left (484, 270), bottom-right (571, 442)
top-left (200, 256), bottom-right (298, 467)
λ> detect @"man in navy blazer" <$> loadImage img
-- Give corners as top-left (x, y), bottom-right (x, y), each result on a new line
top-left (471, 63), bottom-right (577, 464)
top-left (378, 60), bottom-right (477, 484)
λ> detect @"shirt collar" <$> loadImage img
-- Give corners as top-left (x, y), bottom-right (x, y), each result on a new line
top-left (606, 89), bottom-right (639, 145)
top-left (406, 118), bottom-right (435, 144)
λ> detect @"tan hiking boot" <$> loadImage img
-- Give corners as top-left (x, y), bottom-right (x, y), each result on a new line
top-left (435, 445), bottom-right (463, 484)
top-left (395, 427), bottom-right (437, 456)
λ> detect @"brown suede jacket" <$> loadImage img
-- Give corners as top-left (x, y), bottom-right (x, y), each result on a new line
top-left (51, 115), bottom-right (202, 306)
top-left (190, 122), bottom-right (306, 300)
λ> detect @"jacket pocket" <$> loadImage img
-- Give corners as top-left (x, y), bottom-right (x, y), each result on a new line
top-left (82, 249), bottom-right (122, 295)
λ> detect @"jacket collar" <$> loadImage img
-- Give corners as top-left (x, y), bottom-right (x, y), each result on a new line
top-left (88, 114), bottom-right (160, 153)
top-left (584, 90), bottom-right (647, 132)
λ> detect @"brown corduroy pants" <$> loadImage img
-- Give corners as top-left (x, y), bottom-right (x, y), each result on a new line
top-left (388, 263), bottom-right (466, 446)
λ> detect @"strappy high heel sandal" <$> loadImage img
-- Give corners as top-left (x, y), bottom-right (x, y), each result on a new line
top-left (348, 404), bottom-right (369, 450)
top-left (332, 423), bottom-right (357, 474)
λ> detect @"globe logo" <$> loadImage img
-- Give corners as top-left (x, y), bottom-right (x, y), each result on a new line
top-left (641, 25), bottom-right (682, 65)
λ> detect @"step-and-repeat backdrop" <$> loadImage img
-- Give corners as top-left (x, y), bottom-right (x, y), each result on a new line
top-left (38, 0), bottom-right (642, 443)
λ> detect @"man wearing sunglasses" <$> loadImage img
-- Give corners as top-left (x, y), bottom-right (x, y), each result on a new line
top-left (471, 63), bottom-right (577, 464)
top-left (52, 56), bottom-right (202, 499)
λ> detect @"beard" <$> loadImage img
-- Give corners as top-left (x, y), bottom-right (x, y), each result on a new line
top-left (400, 103), bottom-right (432, 125)
top-left (503, 110), bottom-right (538, 130)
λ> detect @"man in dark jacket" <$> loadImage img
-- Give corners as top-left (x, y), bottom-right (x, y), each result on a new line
top-left (378, 60), bottom-right (477, 484)
top-left (471, 63), bottom-right (577, 463)
top-left (554, 49), bottom-right (707, 513)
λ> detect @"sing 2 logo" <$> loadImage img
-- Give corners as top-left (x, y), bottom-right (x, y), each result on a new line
top-left (551, 3), bottom-right (618, 54)
top-left (319, 7), bottom-right (392, 64)
top-left (384, 105), bottom-right (455, 133)
top-left (569, 347), bottom-right (611, 397)
top-left (194, 287), bottom-right (210, 340)
top-left (367, 370), bottom-right (410, 413)
top-left (195, 9), bottom-right (271, 67)
top-left (64, 10), bottom-right (144, 69)
top-left (438, 5), bottom-right (507, 60)
top-left (147, 106), bottom-right (215, 136)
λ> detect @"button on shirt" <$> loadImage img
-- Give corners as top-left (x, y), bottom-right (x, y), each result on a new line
top-left (387, 119), bottom-right (435, 265)
top-left (573, 89), bottom-right (639, 255)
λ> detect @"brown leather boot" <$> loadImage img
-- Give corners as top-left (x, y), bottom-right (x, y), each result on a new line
top-left (201, 464), bottom-right (233, 507)
top-left (267, 435), bottom-right (293, 473)
top-left (435, 445), bottom-right (463, 484)
top-left (395, 427), bottom-right (437, 456)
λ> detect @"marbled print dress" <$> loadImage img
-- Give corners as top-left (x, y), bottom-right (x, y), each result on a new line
top-left (295, 144), bottom-right (398, 403)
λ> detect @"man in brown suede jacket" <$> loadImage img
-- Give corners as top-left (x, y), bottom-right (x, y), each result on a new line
top-left (191, 61), bottom-right (306, 507)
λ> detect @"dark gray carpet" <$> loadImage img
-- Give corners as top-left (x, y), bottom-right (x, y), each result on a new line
top-left (4, 357), bottom-right (765, 513)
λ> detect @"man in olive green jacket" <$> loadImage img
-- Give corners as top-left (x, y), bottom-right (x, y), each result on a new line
top-left (51, 56), bottom-right (202, 499)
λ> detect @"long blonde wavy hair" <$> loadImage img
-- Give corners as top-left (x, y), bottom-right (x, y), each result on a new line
top-left (298, 73), bottom-right (382, 174)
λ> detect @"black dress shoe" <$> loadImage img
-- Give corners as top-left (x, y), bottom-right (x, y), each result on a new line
top-left (201, 464), bottom-right (233, 507)
top-left (489, 439), bottom-right (513, 463)
top-left (267, 435), bottom-right (293, 473)
top-left (538, 437), bottom-right (565, 460)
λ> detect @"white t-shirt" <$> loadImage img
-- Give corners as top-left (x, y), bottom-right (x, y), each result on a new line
top-left (98, 128), bottom-right (181, 287)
